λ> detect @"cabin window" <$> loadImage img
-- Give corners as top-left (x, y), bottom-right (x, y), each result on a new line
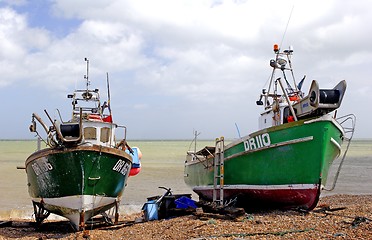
top-left (84, 127), bottom-right (97, 140)
top-left (100, 127), bottom-right (111, 143)
top-left (283, 107), bottom-right (297, 123)
top-left (283, 107), bottom-right (290, 124)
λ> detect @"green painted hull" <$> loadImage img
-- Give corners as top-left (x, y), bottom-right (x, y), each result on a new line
top-left (184, 116), bottom-right (344, 209)
top-left (25, 144), bottom-right (132, 228)
top-left (26, 145), bottom-right (132, 199)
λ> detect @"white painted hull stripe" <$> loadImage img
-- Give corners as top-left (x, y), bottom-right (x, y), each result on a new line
top-left (330, 137), bottom-right (342, 158)
top-left (193, 184), bottom-right (318, 191)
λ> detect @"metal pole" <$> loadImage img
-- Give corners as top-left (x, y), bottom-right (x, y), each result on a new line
top-left (277, 78), bottom-right (298, 121)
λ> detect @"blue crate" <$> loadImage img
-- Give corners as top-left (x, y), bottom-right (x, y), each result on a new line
top-left (174, 196), bottom-right (197, 209)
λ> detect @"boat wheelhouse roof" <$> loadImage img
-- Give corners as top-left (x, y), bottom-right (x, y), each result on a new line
top-left (195, 146), bottom-right (215, 157)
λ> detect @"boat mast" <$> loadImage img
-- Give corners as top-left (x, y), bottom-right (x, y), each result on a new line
top-left (277, 77), bottom-right (298, 121)
top-left (259, 44), bottom-right (299, 122)
top-left (106, 72), bottom-right (112, 118)
top-left (285, 49), bottom-right (299, 92)
top-left (84, 57), bottom-right (90, 93)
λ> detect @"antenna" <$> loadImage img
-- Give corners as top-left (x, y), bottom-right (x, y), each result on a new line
top-left (235, 123), bottom-right (241, 138)
top-left (279, 5), bottom-right (294, 49)
top-left (84, 58), bottom-right (90, 91)
top-left (193, 130), bottom-right (200, 153)
top-left (188, 130), bottom-right (201, 152)
top-left (106, 72), bottom-right (112, 118)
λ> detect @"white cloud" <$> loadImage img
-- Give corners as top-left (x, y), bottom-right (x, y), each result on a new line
top-left (1, 0), bottom-right (372, 139)
top-left (0, 7), bottom-right (51, 87)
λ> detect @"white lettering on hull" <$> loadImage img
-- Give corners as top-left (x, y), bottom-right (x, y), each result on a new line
top-left (243, 133), bottom-right (271, 151)
top-left (112, 159), bottom-right (130, 176)
top-left (32, 158), bottom-right (53, 176)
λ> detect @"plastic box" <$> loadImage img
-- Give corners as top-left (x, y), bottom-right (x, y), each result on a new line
top-left (174, 196), bottom-right (197, 209)
top-left (142, 200), bottom-right (158, 221)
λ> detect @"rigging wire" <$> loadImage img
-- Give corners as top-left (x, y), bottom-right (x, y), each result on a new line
top-left (188, 130), bottom-right (201, 152)
top-left (262, 74), bottom-right (272, 89)
top-left (279, 5), bottom-right (295, 49)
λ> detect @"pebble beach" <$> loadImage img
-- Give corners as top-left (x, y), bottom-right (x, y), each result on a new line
top-left (0, 194), bottom-right (370, 239)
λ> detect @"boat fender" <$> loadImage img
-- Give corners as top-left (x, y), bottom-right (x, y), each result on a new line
top-left (136, 147), bottom-right (143, 159)
top-left (127, 147), bottom-right (142, 176)
top-left (129, 167), bottom-right (141, 176)
top-left (130, 147), bottom-right (142, 164)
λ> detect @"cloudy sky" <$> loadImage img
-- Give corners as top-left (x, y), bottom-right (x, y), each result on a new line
top-left (0, 0), bottom-right (370, 140)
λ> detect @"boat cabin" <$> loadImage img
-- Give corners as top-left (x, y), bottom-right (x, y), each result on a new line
top-left (56, 86), bottom-right (125, 147)
top-left (81, 121), bottom-right (119, 147)
top-left (256, 45), bottom-right (347, 131)
top-left (258, 78), bottom-right (346, 130)
top-left (57, 117), bottom-right (125, 148)
top-left (258, 102), bottom-right (295, 129)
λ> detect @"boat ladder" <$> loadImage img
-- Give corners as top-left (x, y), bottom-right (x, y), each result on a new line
top-left (213, 137), bottom-right (225, 205)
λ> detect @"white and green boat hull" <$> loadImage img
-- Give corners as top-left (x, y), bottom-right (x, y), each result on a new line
top-left (26, 145), bottom-right (132, 229)
top-left (185, 115), bottom-right (344, 210)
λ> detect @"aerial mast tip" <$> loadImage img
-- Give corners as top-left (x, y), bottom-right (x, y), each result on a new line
top-left (84, 58), bottom-right (90, 91)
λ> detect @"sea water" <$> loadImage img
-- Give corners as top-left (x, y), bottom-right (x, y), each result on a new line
top-left (323, 139), bottom-right (372, 196)
top-left (0, 139), bottom-right (371, 220)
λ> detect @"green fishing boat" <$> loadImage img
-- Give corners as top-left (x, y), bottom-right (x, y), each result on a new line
top-left (184, 45), bottom-right (355, 210)
top-left (24, 58), bottom-right (142, 230)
